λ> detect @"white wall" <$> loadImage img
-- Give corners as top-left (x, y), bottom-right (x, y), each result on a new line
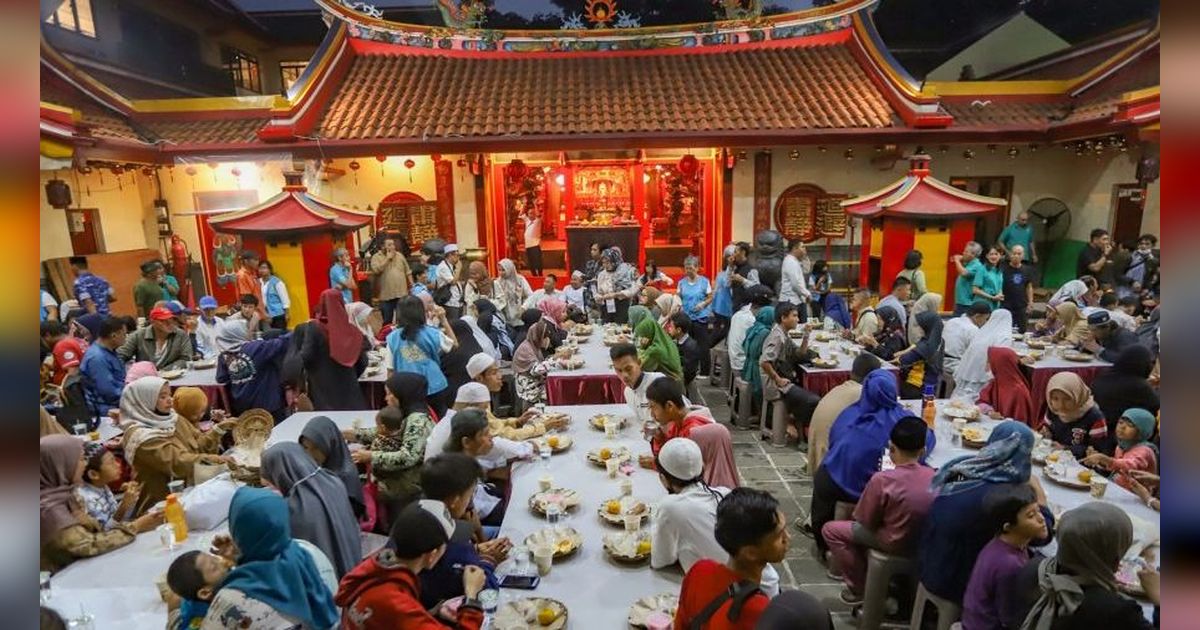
top-left (728, 144), bottom-right (1160, 245)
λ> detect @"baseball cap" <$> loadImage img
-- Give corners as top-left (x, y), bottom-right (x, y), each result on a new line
top-left (149, 306), bottom-right (175, 321)
top-left (658, 438), bottom-right (704, 481)
top-left (455, 382), bottom-right (491, 405)
top-left (198, 296), bottom-right (218, 310)
top-left (1086, 310), bottom-right (1112, 326)
top-left (466, 352), bottom-right (497, 379)
top-left (165, 301), bottom-right (195, 317)
top-left (443, 243), bottom-right (459, 254)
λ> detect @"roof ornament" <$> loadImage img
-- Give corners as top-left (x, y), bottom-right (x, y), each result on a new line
top-left (340, 0), bottom-right (382, 19)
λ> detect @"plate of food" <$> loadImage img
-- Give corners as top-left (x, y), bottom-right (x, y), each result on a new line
top-left (1043, 463), bottom-right (1093, 490)
top-left (628, 593), bottom-right (679, 628)
top-left (530, 434), bottom-right (573, 454)
top-left (554, 345), bottom-right (578, 358)
top-left (572, 324), bottom-right (594, 336)
top-left (587, 445), bottom-right (632, 467)
top-left (188, 358), bottom-right (216, 370)
top-left (158, 368), bottom-right (185, 380)
top-left (556, 356), bottom-right (585, 370)
top-left (603, 531), bottom-right (652, 564)
top-left (810, 357), bottom-right (839, 369)
top-left (942, 401), bottom-right (981, 420)
top-left (590, 414), bottom-right (626, 431)
top-left (529, 488), bottom-right (581, 515)
top-left (961, 426), bottom-right (992, 449)
top-left (1025, 339), bottom-right (1049, 350)
top-left (524, 526), bottom-right (583, 559)
top-left (603, 323), bottom-right (631, 334)
top-left (603, 334), bottom-right (632, 346)
top-left (494, 597), bottom-right (568, 630)
top-left (1061, 350), bottom-right (1095, 363)
top-left (598, 496), bottom-right (652, 526)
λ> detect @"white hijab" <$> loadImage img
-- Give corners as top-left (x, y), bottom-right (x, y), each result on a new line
top-left (345, 302), bottom-right (379, 348)
top-left (119, 376), bottom-right (179, 462)
top-left (1048, 280), bottom-right (1087, 308)
top-left (954, 308), bottom-right (1014, 399)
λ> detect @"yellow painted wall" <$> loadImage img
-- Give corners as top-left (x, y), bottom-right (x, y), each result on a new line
top-left (39, 168), bottom-right (160, 260)
top-left (912, 224), bottom-right (950, 303)
top-left (265, 241), bottom-right (310, 323)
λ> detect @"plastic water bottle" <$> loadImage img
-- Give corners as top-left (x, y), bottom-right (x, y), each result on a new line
top-left (540, 443), bottom-right (551, 468)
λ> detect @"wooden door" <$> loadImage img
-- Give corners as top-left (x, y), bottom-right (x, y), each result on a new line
top-left (68, 208), bottom-right (102, 255)
top-left (1111, 184), bottom-right (1146, 245)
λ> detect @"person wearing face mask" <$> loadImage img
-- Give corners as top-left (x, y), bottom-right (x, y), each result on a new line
top-left (116, 306), bottom-right (193, 370)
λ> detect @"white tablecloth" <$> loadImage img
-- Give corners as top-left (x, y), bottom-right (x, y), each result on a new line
top-left (799, 337), bottom-right (901, 374)
top-left (1012, 340), bottom-right (1112, 371)
top-left (547, 332), bottom-right (617, 377)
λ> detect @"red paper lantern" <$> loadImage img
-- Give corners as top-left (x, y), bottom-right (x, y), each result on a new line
top-left (184, 166), bottom-right (197, 176)
top-left (348, 159), bottom-right (361, 185)
top-left (230, 167), bottom-right (242, 178)
top-left (403, 158), bottom-right (416, 182)
top-left (141, 166), bottom-right (154, 177)
top-left (376, 155), bottom-right (387, 176)
top-left (110, 164), bottom-right (124, 175)
top-left (678, 154), bottom-right (699, 177)
top-left (505, 159), bottom-right (528, 182)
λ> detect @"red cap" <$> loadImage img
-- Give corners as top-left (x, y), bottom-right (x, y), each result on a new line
top-left (149, 306), bottom-right (175, 321)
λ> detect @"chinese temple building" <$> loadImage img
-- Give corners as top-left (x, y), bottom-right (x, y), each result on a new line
top-left (39, 0), bottom-right (1161, 312)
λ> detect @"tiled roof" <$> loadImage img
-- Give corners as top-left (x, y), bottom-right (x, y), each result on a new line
top-left (40, 76), bottom-right (145, 143)
top-left (943, 99), bottom-right (1068, 128)
top-left (317, 43), bottom-right (896, 140)
top-left (142, 117), bottom-right (269, 145)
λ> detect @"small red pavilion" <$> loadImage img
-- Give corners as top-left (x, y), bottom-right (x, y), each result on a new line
top-left (843, 155), bottom-right (1007, 300)
top-left (208, 171), bottom-right (373, 314)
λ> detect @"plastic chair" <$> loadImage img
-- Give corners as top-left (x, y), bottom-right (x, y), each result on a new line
top-left (859, 549), bottom-right (917, 630)
top-left (710, 343), bottom-right (731, 390)
top-left (910, 582), bottom-right (961, 630)
top-left (759, 395), bottom-right (788, 446)
top-left (731, 377), bottom-right (755, 428)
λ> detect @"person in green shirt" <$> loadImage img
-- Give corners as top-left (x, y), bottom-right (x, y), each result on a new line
top-left (998, 212), bottom-right (1037, 263)
top-left (132, 261), bottom-right (164, 318)
top-left (952, 241), bottom-right (984, 316)
top-left (971, 245), bottom-right (1005, 308)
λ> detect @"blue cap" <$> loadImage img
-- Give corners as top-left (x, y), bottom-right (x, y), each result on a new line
top-left (166, 300), bottom-right (195, 316)
top-left (199, 295), bottom-right (218, 310)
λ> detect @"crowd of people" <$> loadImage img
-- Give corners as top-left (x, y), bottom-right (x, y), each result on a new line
top-left (39, 221), bottom-right (1161, 629)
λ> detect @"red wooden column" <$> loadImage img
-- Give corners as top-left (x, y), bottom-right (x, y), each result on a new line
top-left (753, 151), bottom-right (772, 233)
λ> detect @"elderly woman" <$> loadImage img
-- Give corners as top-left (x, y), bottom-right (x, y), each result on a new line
top-left (462, 260), bottom-right (501, 310)
top-left (40, 435), bottom-right (160, 572)
top-left (119, 377), bottom-right (235, 514)
top-left (595, 247), bottom-right (638, 324)
top-left (513, 320), bottom-right (554, 408)
top-left (495, 258), bottom-right (532, 328)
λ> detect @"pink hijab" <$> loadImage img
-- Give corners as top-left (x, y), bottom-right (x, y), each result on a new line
top-left (538, 298), bottom-right (567, 329)
top-left (125, 361), bottom-right (158, 385)
top-left (689, 423), bottom-right (740, 489)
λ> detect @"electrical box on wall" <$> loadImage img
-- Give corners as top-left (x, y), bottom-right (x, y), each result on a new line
top-left (154, 199), bottom-right (171, 236)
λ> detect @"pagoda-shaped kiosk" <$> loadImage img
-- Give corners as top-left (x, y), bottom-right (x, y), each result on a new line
top-left (842, 155), bottom-right (1007, 300)
top-left (208, 170), bottom-right (373, 317)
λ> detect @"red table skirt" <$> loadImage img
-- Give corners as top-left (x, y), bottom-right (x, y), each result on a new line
top-left (169, 382), bottom-right (385, 413)
top-left (802, 369), bottom-right (899, 396)
top-left (1028, 365), bottom-right (1105, 422)
top-left (545, 374), bottom-right (627, 406)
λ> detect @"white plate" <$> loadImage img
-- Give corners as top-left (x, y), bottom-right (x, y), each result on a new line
top-left (494, 597), bottom-right (568, 630)
top-left (603, 531), bottom-right (652, 563)
top-left (597, 496), bottom-right (653, 525)
top-left (628, 593), bottom-right (679, 627)
top-left (524, 526), bottom-right (583, 559)
top-left (529, 488), bottom-right (581, 514)
top-left (586, 445), bottom-right (632, 467)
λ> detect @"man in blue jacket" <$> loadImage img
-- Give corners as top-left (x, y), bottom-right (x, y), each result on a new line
top-left (79, 317), bottom-right (128, 414)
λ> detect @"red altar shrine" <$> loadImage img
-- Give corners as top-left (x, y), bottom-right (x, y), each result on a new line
top-left (842, 155), bottom-right (1007, 298)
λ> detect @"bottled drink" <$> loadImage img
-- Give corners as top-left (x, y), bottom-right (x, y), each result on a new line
top-left (163, 493), bottom-right (189, 543)
top-left (921, 384), bottom-right (936, 429)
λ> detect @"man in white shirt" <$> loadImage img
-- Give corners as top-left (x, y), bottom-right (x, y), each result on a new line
top-left (436, 243), bottom-right (463, 319)
top-left (523, 207), bottom-right (543, 276)
top-left (523, 274), bottom-right (560, 310)
top-left (875, 277), bottom-right (911, 324)
top-left (193, 295), bottom-right (224, 359)
top-left (651, 438), bottom-right (780, 597)
top-left (562, 271), bottom-right (587, 311)
top-left (779, 239), bottom-right (811, 320)
top-left (941, 302), bottom-right (991, 378)
top-left (610, 342), bottom-right (669, 428)
top-left (728, 285), bottom-right (774, 373)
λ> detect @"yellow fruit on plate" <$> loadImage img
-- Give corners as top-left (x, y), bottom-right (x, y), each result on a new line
top-left (606, 500), bottom-right (622, 515)
top-left (537, 607), bottom-right (557, 626)
top-left (636, 540), bottom-right (652, 555)
top-left (547, 436), bottom-right (560, 448)
top-left (1046, 452), bottom-right (1060, 463)
top-left (599, 448), bottom-right (612, 460)
top-left (1077, 469), bottom-right (1093, 483)
top-left (556, 539), bottom-right (574, 553)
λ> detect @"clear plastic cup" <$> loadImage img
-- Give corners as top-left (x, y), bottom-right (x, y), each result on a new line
top-left (623, 514), bottom-right (642, 532)
top-left (1090, 476), bottom-right (1110, 499)
top-left (533, 545), bottom-right (554, 576)
top-left (619, 478), bottom-right (634, 497)
top-left (606, 458), bottom-right (620, 478)
top-left (545, 502), bottom-right (563, 525)
top-left (538, 475), bottom-right (553, 491)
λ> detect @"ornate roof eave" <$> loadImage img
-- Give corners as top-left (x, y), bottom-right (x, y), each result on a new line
top-left (843, 155), bottom-right (1007, 218)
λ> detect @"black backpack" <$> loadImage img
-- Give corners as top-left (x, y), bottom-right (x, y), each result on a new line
top-left (686, 580), bottom-right (764, 630)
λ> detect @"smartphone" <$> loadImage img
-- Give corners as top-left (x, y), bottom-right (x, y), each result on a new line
top-left (499, 573), bottom-right (540, 590)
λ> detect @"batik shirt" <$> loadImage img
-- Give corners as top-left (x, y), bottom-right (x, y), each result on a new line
top-left (75, 483), bottom-right (120, 530)
top-left (73, 272), bottom-right (112, 316)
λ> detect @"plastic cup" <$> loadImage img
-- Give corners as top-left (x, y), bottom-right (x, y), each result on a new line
top-left (72, 423), bottom-right (88, 436)
top-left (545, 502), bottom-right (562, 525)
top-left (538, 475), bottom-right (553, 492)
top-left (645, 611), bottom-right (672, 630)
top-left (479, 588), bottom-right (499, 613)
top-left (606, 458), bottom-right (620, 478)
top-left (1090, 476), bottom-right (1109, 499)
top-left (604, 419), bottom-right (619, 439)
top-left (623, 514), bottom-right (642, 532)
top-left (952, 418), bottom-right (968, 434)
top-left (158, 523), bottom-right (177, 550)
top-left (533, 545), bottom-right (554, 576)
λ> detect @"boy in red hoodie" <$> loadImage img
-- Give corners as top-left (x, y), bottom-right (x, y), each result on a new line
top-left (638, 375), bottom-right (716, 468)
top-left (336, 499), bottom-right (487, 629)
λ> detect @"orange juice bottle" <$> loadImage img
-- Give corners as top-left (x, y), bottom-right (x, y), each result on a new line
top-left (921, 385), bottom-right (936, 429)
top-left (164, 493), bottom-right (189, 543)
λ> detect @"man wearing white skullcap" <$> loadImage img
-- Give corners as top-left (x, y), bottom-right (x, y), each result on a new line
top-left (465, 353), bottom-right (567, 440)
top-left (435, 244), bottom-right (463, 318)
top-left (563, 271), bottom-right (587, 311)
top-left (652, 438), bottom-right (780, 597)
top-left (426, 381), bottom-right (533, 467)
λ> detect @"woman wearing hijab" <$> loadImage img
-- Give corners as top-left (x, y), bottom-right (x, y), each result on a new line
top-left (513, 320), bottom-right (553, 408)
top-left (120, 376), bottom-right (232, 514)
top-left (537, 297), bottom-right (568, 332)
top-left (299, 416), bottom-right (366, 520)
top-left (200, 487), bottom-right (340, 629)
top-left (215, 319), bottom-right (292, 421)
top-left (811, 371), bottom-right (935, 557)
top-left (173, 386), bottom-right (232, 453)
top-left (688, 422), bottom-right (740, 489)
top-left (896, 310), bottom-right (943, 399)
top-left (495, 258), bottom-right (532, 328)
top-left (462, 260), bottom-right (498, 307)
top-left (260, 442), bottom-right (362, 578)
top-left (978, 347), bottom-right (1038, 426)
top-left (635, 315), bottom-right (684, 381)
top-left (741, 305), bottom-right (775, 400)
top-left (441, 319), bottom-right (487, 399)
top-left (864, 306), bottom-right (908, 361)
top-left (907, 292), bottom-right (943, 345)
top-left (1091, 344), bottom-right (1160, 434)
top-left (124, 360), bottom-right (158, 385)
top-left (1050, 302), bottom-right (1090, 345)
top-left (627, 304), bottom-right (653, 330)
top-left (40, 435), bottom-right (158, 572)
top-left (297, 289), bottom-right (370, 411)
top-left (954, 308), bottom-right (1015, 402)
top-left (920, 421), bottom-right (1054, 605)
top-left (1042, 372), bottom-right (1111, 459)
top-left (386, 295), bottom-right (457, 417)
top-left (653, 292), bottom-right (683, 329)
top-left (821, 292), bottom-right (853, 330)
top-left (345, 302), bottom-right (380, 349)
top-left (471, 299), bottom-right (513, 360)
top-left (596, 247), bottom-right (637, 323)
top-left (1081, 407), bottom-right (1158, 490)
top-left (640, 285), bottom-right (663, 315)
top-left (1015, 502), bottom-right (1152, 629)
top-left (1048, 279), bottom-right (1089, 308)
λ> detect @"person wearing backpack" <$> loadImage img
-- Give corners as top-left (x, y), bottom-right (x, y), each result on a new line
top-left (674, 487), bottom-right (789, 629)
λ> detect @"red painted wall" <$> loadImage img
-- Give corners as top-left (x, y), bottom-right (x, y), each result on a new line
top-left (879, 218), bottom-right (915, 294)
top-left (301, 236), bottom-right (335, 317)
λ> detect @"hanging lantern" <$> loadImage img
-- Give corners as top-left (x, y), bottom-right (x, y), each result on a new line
top-left (140, 166), bottom-right (154, 178)
top-left (843, 148), bottom-right (855, 161)
top-left (1007, 147), bottom-right (1019, 159)
top-left (506, 158), bottom-right (528, 183)
top-left (109, 164), bottom-right (125, 190)
top-left (963, 148), bottom-right (976, 160)
top-left (348, 159), bottom-right (361, 185)
top-left (375, 155), bottom-right (387, 176)
top-left (404, 158), bottom-right (416, 182)
top-left (725, 149), bottom-right (735, 170)
top-left (677, 153), bottom-right (699, 178)
top-left (788, 149), bottom-right (800, 160)
top-left (557, 151), bottom-right (567, 167)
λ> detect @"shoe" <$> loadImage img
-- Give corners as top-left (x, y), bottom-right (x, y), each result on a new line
top-left (826, 567), bottom-right (844, 581)
top-left (793, 514), bottom-right (814, 538)
top-left (839, 588), bottom-right (863, 605)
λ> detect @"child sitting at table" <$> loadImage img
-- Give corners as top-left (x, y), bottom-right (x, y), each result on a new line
top-left (1081, 407), bottom-right (1159, 490)
top-left (75, 442), bottom-right (140, 530)
top-left (347, 382), bottom-right (433, 530)
top-left (961, 485), bottom-right (1048, 630)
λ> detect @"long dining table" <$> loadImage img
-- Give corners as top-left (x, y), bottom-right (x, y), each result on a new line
top-left (543, 330), bottom-right (627, 406)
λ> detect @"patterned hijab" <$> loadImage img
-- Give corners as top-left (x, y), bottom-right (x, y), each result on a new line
top-left (931, 420), bottom-right (1035, 497)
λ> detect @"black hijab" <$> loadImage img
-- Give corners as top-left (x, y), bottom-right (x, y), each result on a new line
top-left (1091, 343), bottom-right (1159, 434)
top-left (299, 416), bottom-right (365, 519)
top-left (442, 319), bottom-right (485, 398)
top-left (913, 311), bottom-right (945, 372)
top-left (386, 372), bottom-right (431, 417)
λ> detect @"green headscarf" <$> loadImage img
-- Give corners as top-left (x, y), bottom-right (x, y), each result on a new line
top-left (741, 306), bottom-right (776, 399)
top-left (628, 305), bottom-right (652, 329)
top-left (1117, 407), bottom-right (1157, 452)
top-left (634, 317), bottom-right (683, 381)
